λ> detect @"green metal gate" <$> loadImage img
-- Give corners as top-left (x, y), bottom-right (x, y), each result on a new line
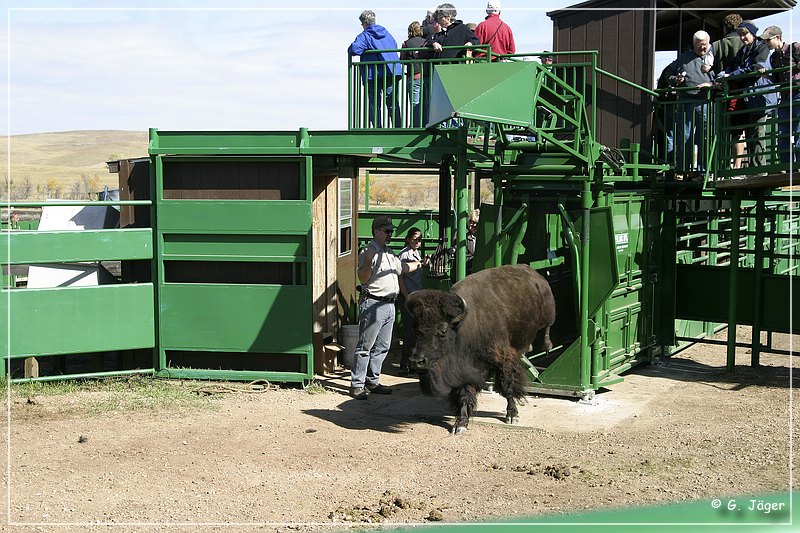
top-left (149, 130), bottom-right (314, 383)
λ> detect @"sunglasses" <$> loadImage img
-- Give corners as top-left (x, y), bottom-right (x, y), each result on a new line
top-left (379, 228), bottom-right (393, 235)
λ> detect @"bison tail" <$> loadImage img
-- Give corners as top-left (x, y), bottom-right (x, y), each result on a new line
top-left (542, 325), bottom-right (553, 353)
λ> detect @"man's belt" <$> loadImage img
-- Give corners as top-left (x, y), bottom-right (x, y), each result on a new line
top-left (364, 293), bottom-right (397, 303)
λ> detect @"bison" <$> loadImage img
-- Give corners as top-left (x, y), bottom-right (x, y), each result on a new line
top-left (405, 264), bottom-right (555, 434)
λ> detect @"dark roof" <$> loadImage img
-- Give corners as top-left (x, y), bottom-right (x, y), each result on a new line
top-left (548, 0), bottom-right (796, 51)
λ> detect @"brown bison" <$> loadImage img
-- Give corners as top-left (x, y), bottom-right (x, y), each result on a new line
top-left (406, 264), bottom-right (555, 434)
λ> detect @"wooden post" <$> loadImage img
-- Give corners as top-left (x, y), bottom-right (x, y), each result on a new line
top-left (24, 357), bottom-right (39, 379)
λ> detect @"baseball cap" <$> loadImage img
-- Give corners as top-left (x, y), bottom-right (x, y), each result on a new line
top-left (759, 25), bottom-right (782, 40)
top-left (372, 215), bottom-right (396, 231)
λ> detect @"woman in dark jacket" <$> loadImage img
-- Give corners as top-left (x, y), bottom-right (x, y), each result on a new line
top-left (717, 20), bottom-right (772, 169)
top-left (428, 3), bottom-right (480, 60)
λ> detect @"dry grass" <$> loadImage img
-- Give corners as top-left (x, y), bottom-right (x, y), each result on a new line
top-left (1, 130), bottom-right (490, 208)
top-left (2, 130), bottom-right (148, 196)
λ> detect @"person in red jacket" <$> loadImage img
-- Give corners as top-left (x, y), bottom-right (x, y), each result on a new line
top-left (474, 0), bottom-right (515, 61)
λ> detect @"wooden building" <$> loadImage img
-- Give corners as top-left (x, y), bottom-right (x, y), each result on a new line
top-left (547, 0), bottom-right (796, 150)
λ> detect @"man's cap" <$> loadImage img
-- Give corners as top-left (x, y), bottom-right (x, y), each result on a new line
top-left (372, 215), bottom-right (396, 231)
top-left (486, 0), bottom-right (501, 14)
top-left (759, 25), bottom-right (782, 40)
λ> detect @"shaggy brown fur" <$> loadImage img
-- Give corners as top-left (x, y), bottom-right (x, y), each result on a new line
top-left (406, 265), bottom-right (555, 434)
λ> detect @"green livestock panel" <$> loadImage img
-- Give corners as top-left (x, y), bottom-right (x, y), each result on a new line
top-left (9, 229), bottom-right (153, 264)
top-left (157, 201), bottom-right (311, 234)
top-left (152, 146), bottom-right (314, 384)
top-left (2, 219), bottom-right (156, 381)
top-left (160, 285), bottom-right (310, 352)
top-left (428, 62), bottom-right (537, 127)
top-left (675, 265), bottom-right (798, 334)
top-left (162, 234), bottom-right (307, 261)
top-left (158, 284), bottom-right (311, 381)
top-left (1, 284), bottom-right (155, 357)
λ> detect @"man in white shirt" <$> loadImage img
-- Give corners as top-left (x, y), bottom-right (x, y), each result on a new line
top-left (351, 215), bottom-right (421, 399)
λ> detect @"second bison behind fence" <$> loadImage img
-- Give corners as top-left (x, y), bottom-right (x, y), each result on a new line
top-left (406, 264), bottom-right (556, 434)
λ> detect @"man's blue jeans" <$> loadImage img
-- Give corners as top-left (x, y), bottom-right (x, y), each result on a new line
top-left (351, 298), bottom-right (395, 389)
top-left (366, 77), bottom-right (401, 128)
top-left (408, 78), bottom-right (422, 128)
top-left (670, 100), bottom-right (708, 172)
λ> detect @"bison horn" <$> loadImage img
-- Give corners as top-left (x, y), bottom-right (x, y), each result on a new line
top-left (448, 292), bottom-right (468, 326)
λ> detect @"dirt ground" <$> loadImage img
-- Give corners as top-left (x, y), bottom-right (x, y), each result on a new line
top-left (2, 327), bottom-right (797, 532)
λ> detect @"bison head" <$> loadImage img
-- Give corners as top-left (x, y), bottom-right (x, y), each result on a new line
top-left (405, 289), bottom-right (467, 370)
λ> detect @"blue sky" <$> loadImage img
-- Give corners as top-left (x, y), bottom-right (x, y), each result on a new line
top-left (0, 0), bottom-right (794, 135)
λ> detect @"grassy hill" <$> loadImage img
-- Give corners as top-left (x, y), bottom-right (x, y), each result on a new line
top-left (2, 130), bottom-right (149, 200)
top-left (0, 129), bottom-right (479, 210)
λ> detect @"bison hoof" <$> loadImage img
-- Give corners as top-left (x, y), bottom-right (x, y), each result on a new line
top-left (504, 415), bottom-right (519, 425)
top-left (451, 426), bottom-right (468, 435)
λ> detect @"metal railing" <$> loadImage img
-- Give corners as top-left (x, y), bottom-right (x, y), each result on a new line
top-left (654, 67), bottom-right (796, 179)
top-left (348, 44), bottom-right (494, 130)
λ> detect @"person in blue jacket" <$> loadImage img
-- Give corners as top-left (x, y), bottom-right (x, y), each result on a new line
top-left (348, 10), bottom-right (403, 128)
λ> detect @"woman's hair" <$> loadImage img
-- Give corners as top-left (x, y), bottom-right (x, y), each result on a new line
top-left (406, 227), bottom-right (422, 243)
top-left (408, 21), bottom-right (423, 38)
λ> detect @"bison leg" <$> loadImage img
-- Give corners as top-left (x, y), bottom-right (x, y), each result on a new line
top-left (449, 384), bottom-right (479, 435)
top-left (494, 356), bottom-right (528, 425)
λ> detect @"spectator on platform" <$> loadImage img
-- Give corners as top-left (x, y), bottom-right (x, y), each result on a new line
top-left (717, 21), bottom-right (772, 170)
top-left (427, 3), bottom-right (480, 60)
top-left (712, 13), bottom-right (744, 75)
top-left (401, 21), bottom-right (427, 128)
top-left (475, 0), bottom-right (516, 60)
top-left (348, 10), bottom-right (403, 128)
top-left (657, 30), bottom-right (715, 174)
top-left (759, 25), bottom-right (800, 164)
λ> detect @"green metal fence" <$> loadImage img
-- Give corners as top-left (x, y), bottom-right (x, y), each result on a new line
top-left (664, 190), bottom-right (798, 368)
top-left (1, 200), bottom-right (155, 381)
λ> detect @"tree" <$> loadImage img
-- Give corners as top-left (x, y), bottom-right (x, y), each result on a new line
top-left (45, 178), bottom-right (63, 199)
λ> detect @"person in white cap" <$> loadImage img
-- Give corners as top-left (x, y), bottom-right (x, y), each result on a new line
top-left (759, 25), bottom-right (800, 164)
top-left (474, 0), bottom-right (516, 60)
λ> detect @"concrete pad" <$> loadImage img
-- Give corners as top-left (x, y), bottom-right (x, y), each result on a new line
top-left (316, 359), bottom-right (679, 434)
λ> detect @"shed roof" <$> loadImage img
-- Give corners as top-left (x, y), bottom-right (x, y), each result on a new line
top-left (548, 0), bottom-right (796, 51)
